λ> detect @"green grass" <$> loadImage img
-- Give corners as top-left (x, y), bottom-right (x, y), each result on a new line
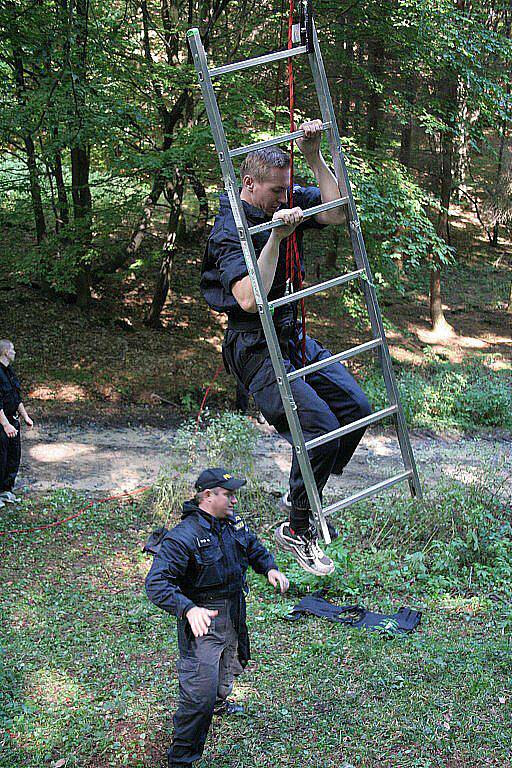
top-left (1, 476), bottom-right (511, 768)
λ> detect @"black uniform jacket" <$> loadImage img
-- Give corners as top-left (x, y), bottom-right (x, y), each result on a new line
top-left (145, 500), bottom-right (277, 621)
top-left (0, 364), bottom-right (21, 420)
top-left (201, 186), bottom-right (325, 325)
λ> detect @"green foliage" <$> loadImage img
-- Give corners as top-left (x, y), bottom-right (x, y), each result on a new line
top-left (1, 0), bottom-right (511, 302)
top-left (362, 357), bottom-right (512, 430)
top-left (172, 411), bottom-right (259, 472)
top-left (327, 466), bottom-right (512, 596)
top-left (348, 153), bottom-right (455, 276)
top-left (152, 412), bottom-right (259, 523)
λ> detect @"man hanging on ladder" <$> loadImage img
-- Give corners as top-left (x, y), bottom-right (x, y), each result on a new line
top-left (201, 120), bottom-right (371, 577)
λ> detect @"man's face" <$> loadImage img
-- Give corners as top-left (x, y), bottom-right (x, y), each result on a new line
top-left (2, 343), bottom-right (15, 364)
top-left (243, 167), bottom-right (289, 216)
top-left (206, 486), bottom-right (237, 519)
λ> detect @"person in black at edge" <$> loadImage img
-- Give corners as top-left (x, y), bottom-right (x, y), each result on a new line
top-left (201, 120), bottom-right (372, 577)
top-left (0, 339), bottom-right (33, 508)
top-left (145, 467), bottom-right (289, 768)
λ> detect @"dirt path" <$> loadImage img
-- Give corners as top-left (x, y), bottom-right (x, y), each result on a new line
top-left (18, 420), bottom-right (511, 499)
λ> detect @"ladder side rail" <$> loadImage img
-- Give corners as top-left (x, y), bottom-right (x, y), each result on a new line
top-left (307, 21), bottom-right (349, 199)
top-left (187, 28), bottom-right (331, 541)
top-left (308, 23), bottom-right (422, 499)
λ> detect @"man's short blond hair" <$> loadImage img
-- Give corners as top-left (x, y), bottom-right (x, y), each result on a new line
top-left (0, 339), bottom-right (12, 355)
top-left (240, 147), bottom-right (290, 183)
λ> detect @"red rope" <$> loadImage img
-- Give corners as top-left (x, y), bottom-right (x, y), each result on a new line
top-left (272, 0), bottom-right (286, 134)
top-left (0, 486), bottom-right (151, 537)
top-left (195, 362), bottom-right (224, 432)
top-left (285, 0), bottom-right (307, 365)
top-left (0, 361), bottom-right (225, 538)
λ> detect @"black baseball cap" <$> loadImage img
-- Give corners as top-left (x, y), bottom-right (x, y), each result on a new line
top-left (194, 467), bottom-right (246, 492)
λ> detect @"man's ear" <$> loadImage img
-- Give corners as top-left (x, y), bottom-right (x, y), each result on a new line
top-left (242, 174), bottom-right (254, 192)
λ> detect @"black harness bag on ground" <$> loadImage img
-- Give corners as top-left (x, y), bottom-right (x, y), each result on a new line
top-left (286, 589), bottom-right (421, 635)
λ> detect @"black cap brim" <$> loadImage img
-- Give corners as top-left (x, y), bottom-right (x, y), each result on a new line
top-left (219, 477), bottom-right (246, 491)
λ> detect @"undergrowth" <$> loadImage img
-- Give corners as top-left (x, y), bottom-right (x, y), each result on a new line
top-left (362, 355), bottom-right (512, 431)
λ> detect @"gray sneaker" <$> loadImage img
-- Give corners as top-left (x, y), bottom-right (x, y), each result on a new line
top-left (279, 493), bottom-right (339, 540)
top-left (275, 523), bottom-right (335, 576)
top-left (0, 491), bottom-right (20, 504)
top-left (0, 498), bottom-right (5, 509)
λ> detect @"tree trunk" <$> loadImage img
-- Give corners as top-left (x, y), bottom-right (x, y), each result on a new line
top-left (145, 171), bottom-right (185, 327)
top-left (453, 79), bottom-right (480, 200)
top-left (24, 136), bottom-right (47, 243)
top-left (186, 168), bottom-right (208, 236)
top-left (490, 11), bottom-right (511, 247)
top-left (70, 144), bottom-right (92, 306)
top-left (69, 0), bottom-right (93, 307)
top-left (9, 17), bottom-right (47, 243)
top-left (399, 76), bottom-right (417, 168)
top-left (429, 70), bottom-right (457, 333)
top-left (366, 38), bottom-right (385, 151)
top-left (54, 149), bottom-right (69, 228)
top-left (337, 12), bottom-right (353, 136)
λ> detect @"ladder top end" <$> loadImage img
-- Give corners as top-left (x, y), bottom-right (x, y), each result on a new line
top-left (186, 28), bottom-right (199, 37)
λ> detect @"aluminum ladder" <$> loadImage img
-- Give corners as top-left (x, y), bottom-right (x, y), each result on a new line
top-left (187, 13), bottom-right (422, 544)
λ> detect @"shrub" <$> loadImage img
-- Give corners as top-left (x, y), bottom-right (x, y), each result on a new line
top-left (362, 358), bottom-right (512, 431)
top-left (333, 465), bottom-right (512, 594)
top-left (153, 411), bottom-right (260, 524)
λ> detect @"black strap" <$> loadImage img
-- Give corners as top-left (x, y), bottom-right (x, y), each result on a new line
top-left (286, 590), bottom-right (422, 635)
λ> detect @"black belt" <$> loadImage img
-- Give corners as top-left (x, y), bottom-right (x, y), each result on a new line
top-left (186, 585), bottom-right (244, 604)
top-left (227, 306), bottom-right (294, 332)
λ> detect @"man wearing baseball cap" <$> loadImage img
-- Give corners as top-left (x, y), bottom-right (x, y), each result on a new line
top-left (145, 467), bottom-right (289, 768)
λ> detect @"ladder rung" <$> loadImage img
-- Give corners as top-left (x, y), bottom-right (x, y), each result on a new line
top-left (305, 405), bottom-right (398, 451)
top-left (229, 122), bottom-right (332, 158)
top-left (209, 45), bottom-right (307, 77)
top-left (249, 197), bottom-right (349, 237)
top-left (323, 471), bottom-right (414, 516)
top-left (288, 338), bottom-right (383, 382)
top-left (269, 269), bottom-right (364, 310)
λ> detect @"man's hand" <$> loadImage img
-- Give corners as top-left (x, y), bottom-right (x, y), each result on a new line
top-left (272, 207), bottom-right (304, 241)
top-left (186, 606), bottom-right (219, 638)
top-left (267, 569), bottom-right (289, 594)
top-left (3, 423), bottom-right (17, 438)
top-left (23, 416), bottom-right (34, 428)
top-left (296, 119), bottom-right (323, 161)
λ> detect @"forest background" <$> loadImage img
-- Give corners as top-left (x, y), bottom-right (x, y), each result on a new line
top-left (0, 0), bottom-right (511, 419)
top-left (1, 1), bottom-right (512, 767)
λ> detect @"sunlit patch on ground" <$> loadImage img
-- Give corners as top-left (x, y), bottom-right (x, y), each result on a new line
top-left (27, 667), bottom-right (86, 707)
top-left (438, 594), bottom-right (491, 616)
top-left (29, 383), bottom-right (88, 402)
top-left (28, 442), bottom-right (95, 463)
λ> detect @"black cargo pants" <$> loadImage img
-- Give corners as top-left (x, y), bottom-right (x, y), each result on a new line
top-left (168, 599), bottom-right (241, 767)
top-left (224, 324), bottom-right (372, 531)
top-left (0, 415), bottom-right (21, 492)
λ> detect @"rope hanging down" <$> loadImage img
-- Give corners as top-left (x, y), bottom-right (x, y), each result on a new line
top-left (285, 0), bottom-right (308, 365)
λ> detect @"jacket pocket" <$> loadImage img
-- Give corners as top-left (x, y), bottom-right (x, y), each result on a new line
top-left (193, 547), bottom-right (224, 588)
